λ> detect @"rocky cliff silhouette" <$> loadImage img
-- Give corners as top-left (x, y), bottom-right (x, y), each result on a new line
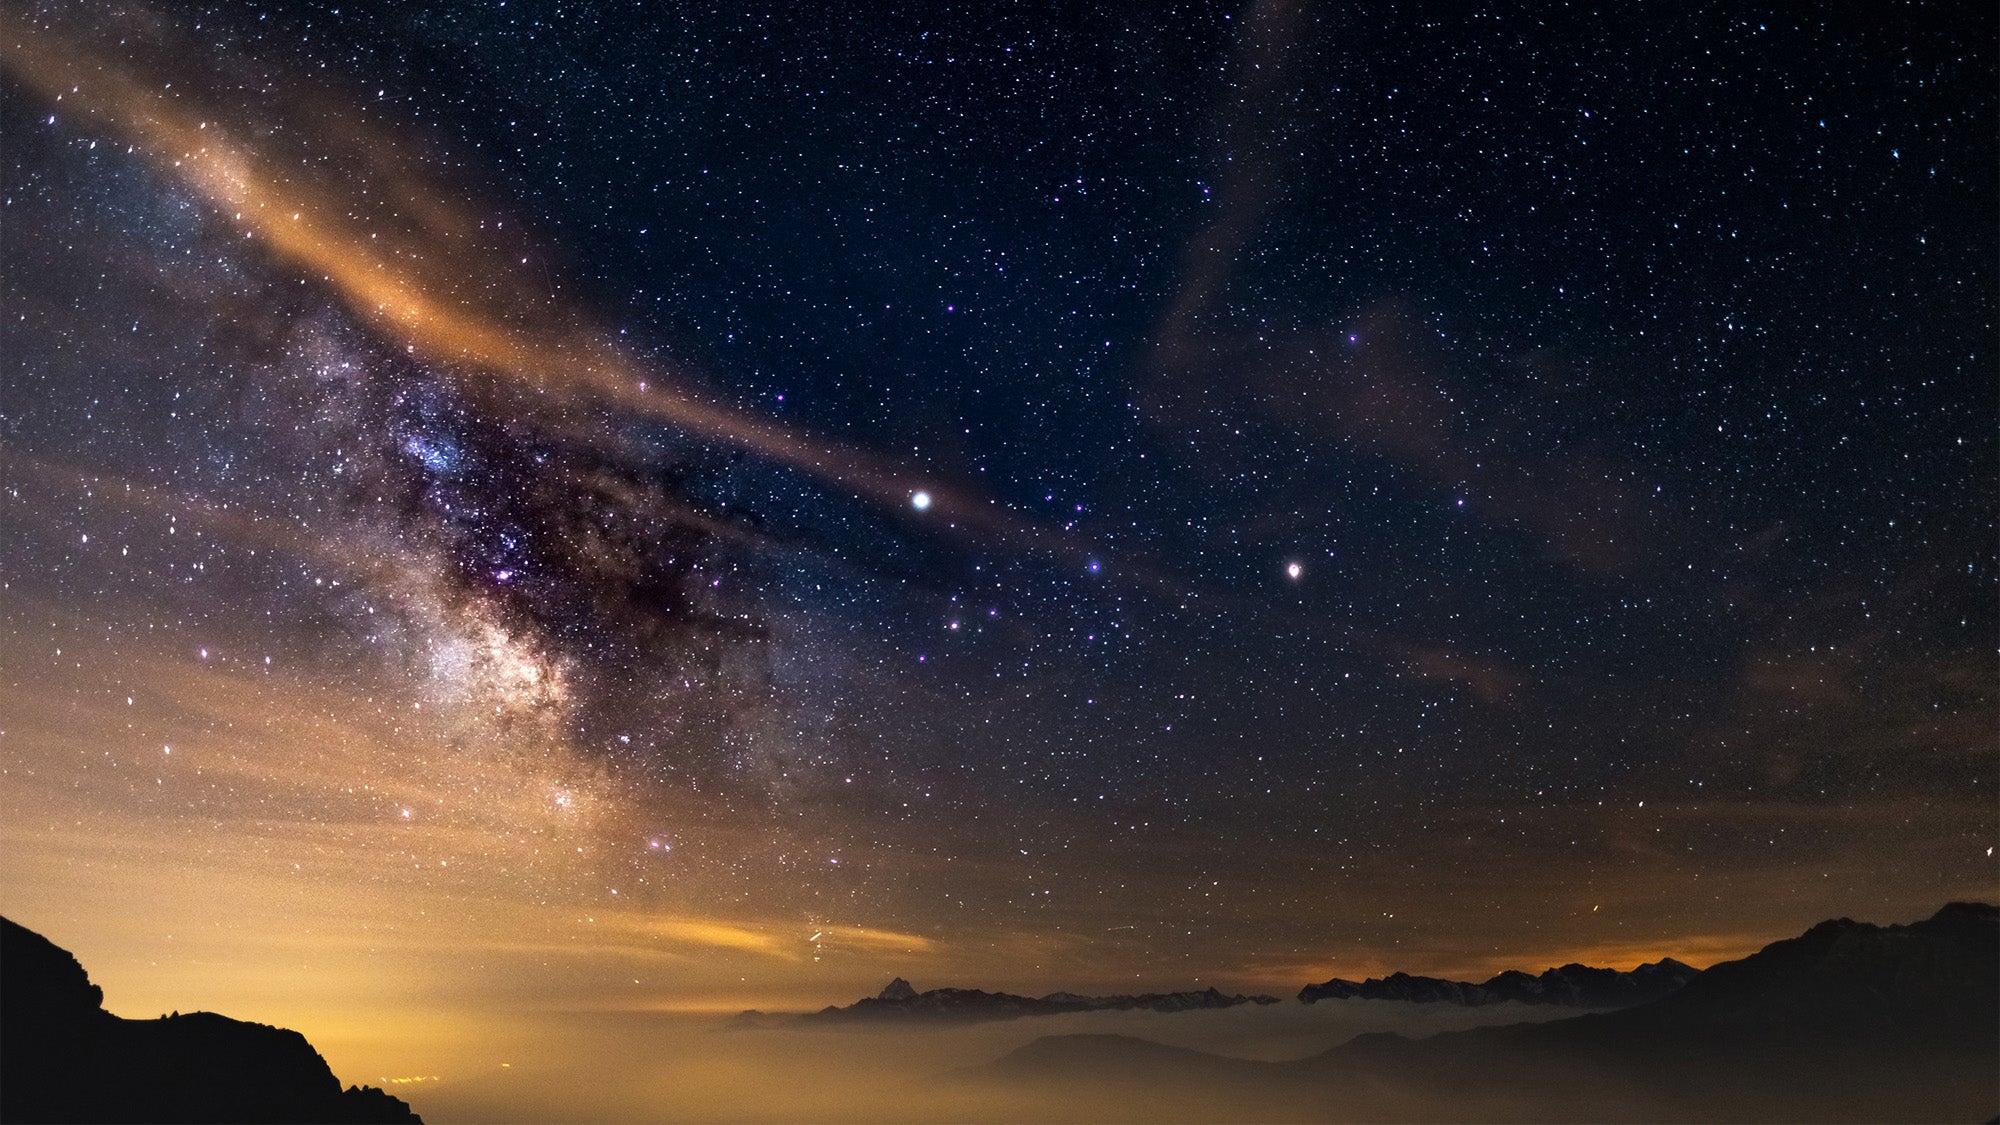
top-left (1299, 957), bottom-right (1699, 1007)
top-left (977, 903), bottom-right (2000, 1122)
top-left (1, 915), bottom-right (420, 1123)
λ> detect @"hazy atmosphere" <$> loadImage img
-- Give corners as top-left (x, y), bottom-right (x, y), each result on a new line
top-left (2, 0), bottom-right (1993, 1120)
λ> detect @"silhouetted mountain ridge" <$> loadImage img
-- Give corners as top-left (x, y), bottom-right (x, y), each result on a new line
top-left (1608, 899), bottom-right (1998, 1035)
top-left (980, 903), bottom-right (2000, 1122)
top-left (800, 977), bottom-right (1281, 1024)
top-left (1300, 957), bottom-right (1699, 1007)
top-left (1, 915), bottom-right (420, 1124)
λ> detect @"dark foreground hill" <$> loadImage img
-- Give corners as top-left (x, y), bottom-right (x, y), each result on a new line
top-left (1300, 957), bottom-right (1698, 1008)
top-left (795, 978), bottom-right (1281, 1025)
top-left (976, 903), bottom-right (2000, 1123)
top-left (1, 915), bottom-right (420, 1123)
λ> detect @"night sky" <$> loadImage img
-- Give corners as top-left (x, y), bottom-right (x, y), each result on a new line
top-left (1, 0), bottom-right (1993, 1065)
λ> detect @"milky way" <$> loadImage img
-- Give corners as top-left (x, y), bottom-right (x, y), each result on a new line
top-left (0, 0), bottom-right (1992, 1080)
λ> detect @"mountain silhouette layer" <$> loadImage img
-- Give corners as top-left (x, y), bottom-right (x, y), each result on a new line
top-left (1, 915), bottom-right (420, 1124)
top-left (977, 903), bottom-right (2000, 1123)
top-left (1300, 958), bottom-right (1699, 1007)
top-left (800, 979), bottom-right (1281, 1024)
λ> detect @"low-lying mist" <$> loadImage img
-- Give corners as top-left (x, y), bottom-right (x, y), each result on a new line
top-left (328, 1000), bottom-right (1572, 1123)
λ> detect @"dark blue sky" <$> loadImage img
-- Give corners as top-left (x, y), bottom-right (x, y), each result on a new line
top-left (2, 0), bottom-right (1992, 988)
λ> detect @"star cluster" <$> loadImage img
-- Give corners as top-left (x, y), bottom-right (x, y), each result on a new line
top-left (0, 0), bottom-right (1992, 1039)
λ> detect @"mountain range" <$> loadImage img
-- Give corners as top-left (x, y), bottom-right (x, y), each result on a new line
top-left (1299, 957), bottom-right (1699, 1007)
top-left (0, 915), bottom-right (420, 1124)
top-left (790, 978), bottom-right (1282, 1024)
top-left (10, 903), bottom-right (1993, 1121)
top-left (974, 903), bottom-right (2000, 1122)
top-left (780, 952), bottom-right (1700, 1028)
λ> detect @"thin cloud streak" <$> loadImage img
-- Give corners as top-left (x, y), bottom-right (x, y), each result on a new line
top-left (0, 10), bottom-right (1138, 582)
